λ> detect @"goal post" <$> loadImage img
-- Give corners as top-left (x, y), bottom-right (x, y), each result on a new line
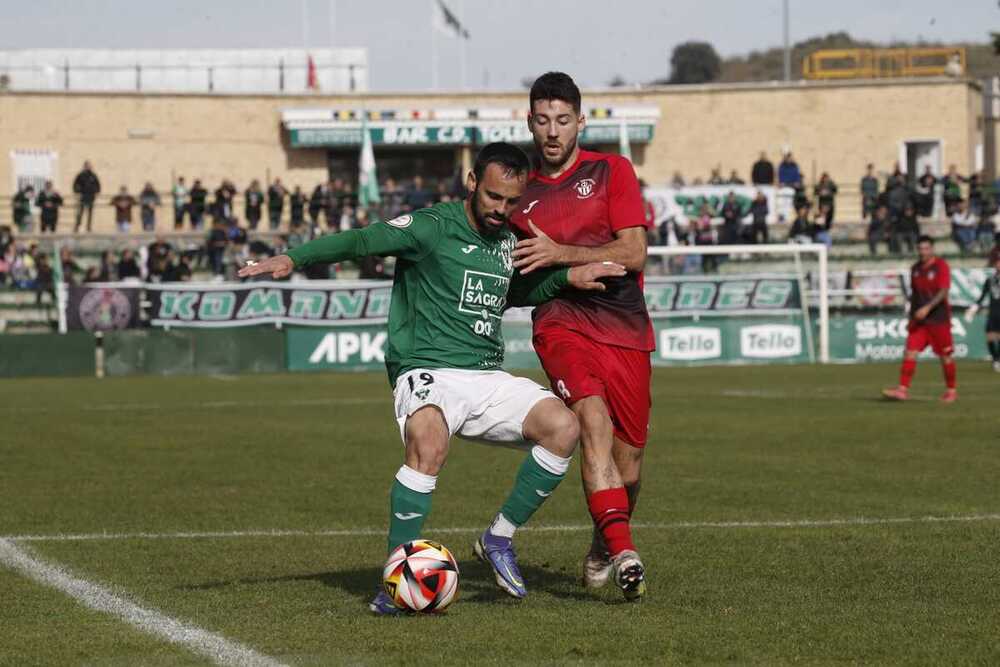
top-left (645, 243), bottom-right (830, 363)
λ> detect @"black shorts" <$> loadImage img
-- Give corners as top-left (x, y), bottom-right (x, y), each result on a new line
top-left (987, 310), bottom-right (1000, 334)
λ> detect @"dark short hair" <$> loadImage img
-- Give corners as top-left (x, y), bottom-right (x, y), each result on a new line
top-left (472, 142), bottom-right (530, 182)
top-left (529, 71), bottom-right (581, 113)
top-left (917, 235), bottom-right (934, 245)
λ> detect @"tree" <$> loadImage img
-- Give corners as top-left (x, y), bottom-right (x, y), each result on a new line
top-left (668, 41), bottom-right (722, 84)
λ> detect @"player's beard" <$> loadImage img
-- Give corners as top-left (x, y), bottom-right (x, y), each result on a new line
top-left (538, 133), bottom-right (579, 172)
top-left (471, 193), bottom-right (507, 238)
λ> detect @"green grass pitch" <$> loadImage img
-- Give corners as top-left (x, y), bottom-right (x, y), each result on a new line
top-left (1, 363), bottom-right (998, 665)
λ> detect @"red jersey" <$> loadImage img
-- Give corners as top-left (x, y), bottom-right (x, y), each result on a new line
top-left (910, 257), bottom-right (951, 324)
top-left (510, 150), bottom-right (654, 351)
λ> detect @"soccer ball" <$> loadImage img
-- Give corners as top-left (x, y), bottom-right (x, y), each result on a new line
top-left (382, 539), bottom-right (460, 613)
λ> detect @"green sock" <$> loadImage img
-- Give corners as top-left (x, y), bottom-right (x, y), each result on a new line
top-left (387, 479), bottom-right (433, 554)
top-left (499, 448), bottom-right (568, 527)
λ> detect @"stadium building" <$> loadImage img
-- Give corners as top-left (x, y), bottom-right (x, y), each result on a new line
top-left (0, 75), bottom-right (989, 229)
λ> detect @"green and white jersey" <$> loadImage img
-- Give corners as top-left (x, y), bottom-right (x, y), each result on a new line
top-left (287, 200), bottom-right (568, 385)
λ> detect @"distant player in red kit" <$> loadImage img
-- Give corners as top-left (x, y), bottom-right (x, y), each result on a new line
top-left (510, 72), bottom-right (654, 600)
top-left (883, 235), bottom-right (958, 403)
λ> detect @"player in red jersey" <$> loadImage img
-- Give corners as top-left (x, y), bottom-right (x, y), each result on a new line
top-left (883, 235), bottom-right (958, 403)
top-left (509, 72), bottom-right (654, 601)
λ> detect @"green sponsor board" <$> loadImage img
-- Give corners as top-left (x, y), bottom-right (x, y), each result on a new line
top-left (288, 123), bottom-right (655, 147)
top-left (644, 276), bottom-right (800, 313)
top-left (828, 313), bottom-right (989, 362)
top-left (652, 315), bottom-right (810, 366)
top-left (286, 325), bottom-right (388, 372)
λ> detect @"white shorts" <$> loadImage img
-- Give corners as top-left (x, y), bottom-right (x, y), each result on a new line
top-left (393, 368), bottom-right (557, 446)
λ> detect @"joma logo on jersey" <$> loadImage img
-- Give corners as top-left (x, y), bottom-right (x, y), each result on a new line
top-left (458, 270), bottom-right (509, 320)
top-left (574, 178), bottom-right (597, 199)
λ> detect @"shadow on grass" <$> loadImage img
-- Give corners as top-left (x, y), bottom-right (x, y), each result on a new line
top-left (178, 557), bottom-right (602, 604)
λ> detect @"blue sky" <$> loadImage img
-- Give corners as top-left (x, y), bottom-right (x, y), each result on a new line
top-left (0, 0), bottom-right (997, 90)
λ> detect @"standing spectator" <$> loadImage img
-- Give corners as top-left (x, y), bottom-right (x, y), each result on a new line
top-left (289, 185), bottom-right (306, 227)
top-left (748, 190), bottom-right (769, 243)
top-left (670, 171), bottom-right (686, 188)
top-left (172, 177), bottom-right (189, 229)
top-left (719, 191), bottom-right (742, 244)
top-left (188, 179), bottom-right (208, 229)
top-left (403, 175), bottom-right (432, 211)
top-left (885, 163), bottom-right (906, 191)
top-left (72, 161), bottom-right (101, 233)
top-left (812, 205), bottom-right (833, 247)
top-left (941, 165), bottom-right (964, 216)
top-left (886, 174), bottom-right (911, 225)
top-left (751, 152), bottom-right (775, 185)
top-left (110, 186), bottom-right (137, 233)
top-left (35, 181), bottom-right (63, 233)
top-left (891, 202), bottom-right (921, 255)
top-left (725, 169), bottom-right (744, 185)
top-left (777, 152), bottom-right (801, 187)
top-left (98, 249), bottom-right (115, 281)
top-left (59, 246), bottom-right (83, 285)
top-left (707, 168), bottom-right (724, 185)
top-left (968, 173), bottom-right (983, 216)
top-left (206, 220), bottom-right (228, 276)
top-left (308, 180), bottom-right (330, 229)
top-left (813, 173), bottom-right (838, 228)
top-left (12, 185), bottom-right (36, 233)
top-left (867, 205), bottom-right (890, 255)
top-left (267, 178), bottom-right (286, 230)
top-left (694, 203), bottom-right (717, 273)
top-left (117, 248), bottom-right (142, 280)
top-left (139, 182), bottom-right (161, 231)
top-left (245, 179), bottom-right (264, 230)
top-left (915, 166), bottom-right (936, 217)
top-left (951, 199), bottom-right (977, 254)
top-left (211, 182), bottom-right (232, 226)
top-left (860, 163), bottom-right (880, 219)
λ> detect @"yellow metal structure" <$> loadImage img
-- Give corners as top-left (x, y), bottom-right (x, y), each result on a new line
top-left (802, 47), bottom-right (966, 80)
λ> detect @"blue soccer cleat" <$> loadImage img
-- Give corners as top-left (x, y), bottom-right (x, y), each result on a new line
top-left (368, 589), bottom-right (406, 616)
top-left (474, 529), bottom-right (527, 599)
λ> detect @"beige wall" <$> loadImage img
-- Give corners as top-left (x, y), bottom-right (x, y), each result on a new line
top-left (0, 79), bottom-right (981, 230)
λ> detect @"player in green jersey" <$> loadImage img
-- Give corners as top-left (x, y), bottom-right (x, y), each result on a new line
top-left (239, 143), bottom-right (624, 614)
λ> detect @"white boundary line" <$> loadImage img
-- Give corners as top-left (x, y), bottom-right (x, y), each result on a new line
top-left (6, 513), bottom-right (1000, 543)
top-left (0, 538), bottom-right (286, 667)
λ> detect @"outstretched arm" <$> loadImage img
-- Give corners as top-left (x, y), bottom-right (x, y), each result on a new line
top-left (238, 215), bottom-right (438, 279)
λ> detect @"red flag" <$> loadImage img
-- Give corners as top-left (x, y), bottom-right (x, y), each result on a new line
top-left (307, 54), bottom-right (318, 91)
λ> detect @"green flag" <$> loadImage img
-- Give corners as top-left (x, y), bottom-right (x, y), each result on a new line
top-left (358, 116), bottom-right (381, 210)
top-left (52, 240), bottom-right (64, 286)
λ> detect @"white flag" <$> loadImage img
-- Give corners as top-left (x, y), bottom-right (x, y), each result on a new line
top-left (358, 116), bottom-right (380, 209)
top-left (434, 0), bottom-right (470, 39)
top-left (619, 120), bottom-right (633, 162)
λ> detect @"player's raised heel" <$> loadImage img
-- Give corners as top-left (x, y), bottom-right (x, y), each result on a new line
top-left (582, 548), bottom-right (613, 589)
top-left (474, 530), bottom-right (527, 599)
top-left (939, 389), bottom-right (958, 403)
top-left (612, 550), bottom-right (646, 602)
top-left (881, 386), bottom-right (909, 401)
top-left (369, 589), bottom-right (407, 616)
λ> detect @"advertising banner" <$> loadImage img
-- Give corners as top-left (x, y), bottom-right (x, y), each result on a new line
top-left (147, 280), bottom-right (392, 328)
top-left (644, 275), bottom-right (801, 315)
top-left (828, 313), bottom-right (989, 362)
top-left (652, 315), bottom-right (810, 366)
top-left (66, 285), bottom-right (141, 331)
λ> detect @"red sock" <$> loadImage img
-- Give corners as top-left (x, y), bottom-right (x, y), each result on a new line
top-left (899, 358), bottom-right (917, 388)
top-left (942, 360), bottom-right (956, 389)
top-left (587, 487), bottom-right (635, 557)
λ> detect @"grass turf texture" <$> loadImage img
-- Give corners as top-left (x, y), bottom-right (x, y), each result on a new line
top-left (1, 364), bottom-right (998, 665)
